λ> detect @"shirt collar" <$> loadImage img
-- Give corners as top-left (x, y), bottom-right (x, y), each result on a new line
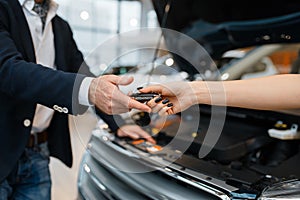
top-left (18, 0), bottom-right (26, 6)
top-left (18, 0), bottom-right (58, 14)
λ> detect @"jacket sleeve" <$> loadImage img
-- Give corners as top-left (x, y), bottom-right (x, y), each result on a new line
top-left (57, 19), bottom-right (126, 131)
top-left (0, 3), bottom-right (86, 115)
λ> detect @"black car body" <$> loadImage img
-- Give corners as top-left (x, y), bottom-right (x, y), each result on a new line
top-left (78, 1), bottom-right (300, 199)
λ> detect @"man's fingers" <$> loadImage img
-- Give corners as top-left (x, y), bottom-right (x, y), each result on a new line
top-left (118, 129), bottom-right (139, 139)
top-left (131, 126), bottom-right (156, 144)
top-left (138, 130), bottom-right (156, 144)
top-left (128, 98), bottom-right (151, 113)
top-left (127, 132), bottom-right (139, 139)
top-left (119, 125), bottom-right (155, 144)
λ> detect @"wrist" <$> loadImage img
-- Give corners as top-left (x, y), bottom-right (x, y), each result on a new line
top-left (192, 81), bottom-right (227, 106)
top-left (88, 78), bottom-right (97, 105)
top-left (189, 81), bottom-right (210, 105)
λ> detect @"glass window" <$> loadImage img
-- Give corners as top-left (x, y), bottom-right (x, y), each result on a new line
top-left (57, 0), bottom-right (159, 71)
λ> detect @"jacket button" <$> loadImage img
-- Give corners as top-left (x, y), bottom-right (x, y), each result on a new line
top-left (62, 107), bottom-right (68, 114)
top-left (57, 107), bottom-right (63, 113)
top-left (23, 119), bottom-right (31, 127)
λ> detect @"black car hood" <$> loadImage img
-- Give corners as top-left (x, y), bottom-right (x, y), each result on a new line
top-left (152, 0), bottom-right (300, 63)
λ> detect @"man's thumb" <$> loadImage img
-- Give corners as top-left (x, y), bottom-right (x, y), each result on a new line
top-left (117, 76), bottom-right (134, 85)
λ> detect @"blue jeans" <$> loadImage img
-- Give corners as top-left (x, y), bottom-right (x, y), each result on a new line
top-left (0, 142), bottom-right (51, 200)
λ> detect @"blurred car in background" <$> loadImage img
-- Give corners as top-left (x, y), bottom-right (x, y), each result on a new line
top-left (77, 1), bottom-right (300, 199)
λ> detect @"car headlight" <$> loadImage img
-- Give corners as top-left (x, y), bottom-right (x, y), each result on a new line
top-left (258, 179), bottom-right (300, 200)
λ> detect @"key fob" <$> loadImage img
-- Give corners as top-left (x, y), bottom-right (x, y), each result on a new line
top-left (130, 93), bottom-right (159, 103)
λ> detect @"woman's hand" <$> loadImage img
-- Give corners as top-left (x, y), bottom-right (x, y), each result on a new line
top-left (140, 81), bottom-right (199, 115)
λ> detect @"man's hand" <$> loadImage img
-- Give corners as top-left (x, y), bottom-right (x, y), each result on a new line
top-left (117, 124), bottom-right (156, 144)
top-left (89, 75), bottom-right (151, 114)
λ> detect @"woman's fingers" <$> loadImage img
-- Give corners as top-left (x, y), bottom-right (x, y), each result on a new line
top-left (139, 85), bottom-right (163, 94)
top-left (147, 96), bottom-right (174, 116)
top-left (158, 105), bottom-right (173, 116)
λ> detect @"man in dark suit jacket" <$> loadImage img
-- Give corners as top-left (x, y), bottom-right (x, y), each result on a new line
top-left (0, 0), bottom-right (153, 199)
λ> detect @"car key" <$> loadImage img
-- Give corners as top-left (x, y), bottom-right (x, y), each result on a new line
top-left (130, 92), bottom-right (159, 103)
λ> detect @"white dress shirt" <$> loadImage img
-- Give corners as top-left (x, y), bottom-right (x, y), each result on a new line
top-left (19, 0), bottom-right (93, 133)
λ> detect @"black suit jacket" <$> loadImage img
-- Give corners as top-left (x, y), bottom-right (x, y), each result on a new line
top-left (0, 0), bottom-right (123, 182)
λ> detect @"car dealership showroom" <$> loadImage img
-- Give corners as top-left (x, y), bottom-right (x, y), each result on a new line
top-left (2, 0), bottom-right (300, 199)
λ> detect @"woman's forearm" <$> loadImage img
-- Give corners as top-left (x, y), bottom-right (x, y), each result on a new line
top-left (192, 74), bottom-right (300, 110)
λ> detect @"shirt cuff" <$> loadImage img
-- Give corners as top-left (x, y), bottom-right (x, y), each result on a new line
top-left (78, 77), bottom-right (94, 106)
